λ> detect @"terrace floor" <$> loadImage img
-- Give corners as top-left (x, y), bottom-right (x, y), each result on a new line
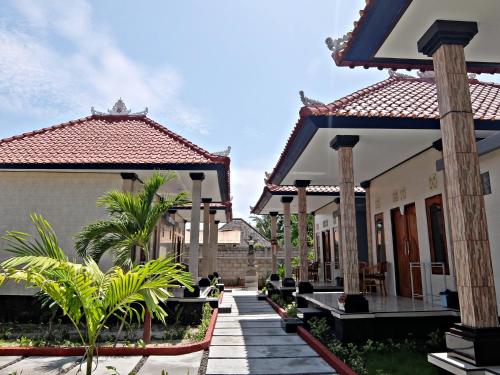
top-left (206, 290), bottom-right (337, 375)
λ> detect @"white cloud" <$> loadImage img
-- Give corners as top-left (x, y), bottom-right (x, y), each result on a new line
top-left (231, 167), bottom-right (267, 222)
top-left (0, 0), bottom-right (205, 133)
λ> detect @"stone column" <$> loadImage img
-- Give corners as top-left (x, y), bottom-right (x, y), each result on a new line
top-left (282, 197), bottom-right (293, 278)
top-left (419, 20), bottom-right (498, 329)
top-left (168, 209), bottom-right (178, 261)
top-left (361, 181), bottom-right (373, 264)
top-left (208, 210), bottom-right (218, 274)
top-left (269, 212), bottom-right (279, 275)
top-left (295, 180), bottom-right (310, 282)
top-left (189, 173), bottom-right (204, 280)
top-left (418, 20), bottom-right (499, 365)
top-left (201, 198), bottom-right (212, 276)
top-left (330, 136), bottom-right (368, 312)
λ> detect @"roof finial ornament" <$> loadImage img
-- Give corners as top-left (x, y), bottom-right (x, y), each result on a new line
top-left (416, 71), bottom-right (435, 79)
top-left (91, 98), bottom-right (148, 116)
top-left (388, 69), bottom-right (414, 79)
top-left (325, 34), bottom-right (349, 54)
top-left (213, 146), bottom-right (231, 157)
top-left (299, 91), bottom-right (325, 106)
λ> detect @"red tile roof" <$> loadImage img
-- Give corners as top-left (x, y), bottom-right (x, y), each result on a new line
top-left (267, 184), bottom-right (364, 194)
top-left (0, 115), bottom-right (229, 166)
top-left (269, 75), bottom-right (500, 184)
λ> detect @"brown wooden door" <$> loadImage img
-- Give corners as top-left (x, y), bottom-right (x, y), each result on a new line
top-left (322, 230), bottom-right (332, 282)
top-left (391, 204), bottom-right (422, 298)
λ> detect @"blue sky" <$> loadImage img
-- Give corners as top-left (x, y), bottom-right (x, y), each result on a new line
top-left (2, 1), bottom-right (498, 221)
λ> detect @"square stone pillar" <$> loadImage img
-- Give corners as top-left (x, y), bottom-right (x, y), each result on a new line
top-left (295, 180), bottom-right (310, 282)
top-left (281, 197), bottom-right (293, 278)
top-left (189, 173), bottom-right (204, 280)
top-left (269, 211), bottom-right (279, 275)
top-left (201, 198), bottom-right (212, 276)
top-left (331, 135), bottom-right (368, 312)
top-left (418, 20), bottom-right (500, 366)
top-left (207, 210), bottom-right (217, 274)
top-left (360, 181), bottom-right (374, 264)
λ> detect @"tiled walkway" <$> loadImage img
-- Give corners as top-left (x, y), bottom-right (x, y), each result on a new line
top-left (0, 351), bottom-right (203, 374)
top-left (207, 290), bottom-right (337, 375)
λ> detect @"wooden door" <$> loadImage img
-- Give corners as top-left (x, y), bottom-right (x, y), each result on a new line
top-left (391, 204), bottom-right (422, 298)
top-left (322, 230), bottom-right (332, 282)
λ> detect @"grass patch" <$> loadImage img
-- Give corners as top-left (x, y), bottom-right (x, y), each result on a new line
top-left (365, 349), bottom-right (437, 375)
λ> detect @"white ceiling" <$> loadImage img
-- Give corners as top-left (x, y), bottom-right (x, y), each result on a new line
top-left (376, 0), bottom-right (500, 62)
top-left (258, 194), bottom-right (340, 215)
top-left (280, 127), bottom-right (496, 186)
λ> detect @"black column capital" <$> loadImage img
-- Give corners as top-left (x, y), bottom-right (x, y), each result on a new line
top-left (281, 196), bottom-right (293, 204)
top-left (330, 135), bottom-right (359, 150)
top-left (202, 197), bottom-right (213, 203)
top-left (121, 172), bottom-right (138, 180)
top-left (269, 211), bottom-right (279, 217)
top-left (189, 172), bottom-right (205, 181)
top-left (209, 209), bottom-right (217, 215)
top-left (214, 220), bottom-right (220, 225)
top-left (432, 139), bottom-right (443, 152)
top-left (333, 197), bottom-right (340, 204)
top-left (294, 180), bottom-right (311, 188)
top-left (417, 20), bottom-right (478, 57)
top-left (360, 180), bottom-right (371, 189)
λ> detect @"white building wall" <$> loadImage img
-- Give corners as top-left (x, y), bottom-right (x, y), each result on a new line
top-left (0, 171), bottom-right (123, 295)
top-left (477, 148), bottom-right (500, 311)
top-left (369, 149), bottom-right (455, 301)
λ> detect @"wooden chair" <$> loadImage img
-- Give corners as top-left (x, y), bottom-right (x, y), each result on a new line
top-left (363, 261), bottom-right (388, 295)
top-left (308, 261), bottom-right (319, 282)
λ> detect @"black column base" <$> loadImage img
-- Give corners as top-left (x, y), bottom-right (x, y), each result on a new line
top-left (446, 323), bottom-right (500, 366)
top-left (269, 273), bottom-right (280, 281)
top-left (298, 281), bottom-right (314, 294)
top-left (338, 293), bottom-right (369, 313)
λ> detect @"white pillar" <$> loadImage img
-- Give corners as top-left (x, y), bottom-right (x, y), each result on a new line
top-left (201, 198), bottom-right (212, 276)
top-left (281, 196), bottom-right (293, 278)
top-left (295, 180), bottom-right (310, 282)
top-left (189, 173), bottom-right (204, 280)
top-left (209, 216), bottom-right (219, 274)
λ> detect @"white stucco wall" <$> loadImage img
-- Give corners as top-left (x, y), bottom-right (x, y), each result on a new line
top-left (0, 171), bottom-right (123, 295)
top-left (314, 201), bottom-right (342, 282)
top-left (369, 149), bottom-right (455, 301)
top-left (477, 148), bottom-right (500, 310)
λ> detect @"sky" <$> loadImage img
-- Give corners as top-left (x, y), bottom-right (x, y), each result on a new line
top-left (2, 1), bottom-right (499, 222)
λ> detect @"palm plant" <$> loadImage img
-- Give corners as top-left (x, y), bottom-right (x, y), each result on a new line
top-left (75, 171), bottom-right (188, 269)
top-left (0, 214), bottom-right (193, 375)
top-left (75, 172), bottom-right (189, 343)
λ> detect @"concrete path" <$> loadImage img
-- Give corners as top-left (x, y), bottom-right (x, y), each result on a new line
top-left (0, 351), bottom-right (203, 374)
top-left (207, 290), bottom-right (337, 375)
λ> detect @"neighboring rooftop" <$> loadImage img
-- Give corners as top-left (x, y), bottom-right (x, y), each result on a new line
top-left (219, 218), bottom-right (271, 247)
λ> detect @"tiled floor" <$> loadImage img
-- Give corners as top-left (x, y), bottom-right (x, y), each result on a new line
top-left (301, 292), bottom-right (459, 318)
top-left (206, 290), bottom-right (337, 375)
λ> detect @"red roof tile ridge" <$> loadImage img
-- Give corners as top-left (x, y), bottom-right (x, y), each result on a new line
top-left (300, 77), bottom-right (397, 117)
top-left (140, 116), bottom-right (228, 164)
top-left (0, 116), bottom-right (93, 146)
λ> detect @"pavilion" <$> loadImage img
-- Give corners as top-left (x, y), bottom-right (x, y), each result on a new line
top-left (325, 0), bottom-right (500, 370)
top-left (0, 99), bottom-right (231, 299)
top-left (252, 183), bottom-right (367, 285)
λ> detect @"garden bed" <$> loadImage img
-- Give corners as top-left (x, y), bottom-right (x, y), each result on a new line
top-left (265, 295), bottom-right (440, 375)
top-left (0, 302), bottom-right (219, 356)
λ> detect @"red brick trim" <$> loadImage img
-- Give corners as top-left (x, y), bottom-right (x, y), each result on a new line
top-left (0, 293), bottom-right (222, 357)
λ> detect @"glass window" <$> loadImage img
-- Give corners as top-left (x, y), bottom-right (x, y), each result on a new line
top-left (374, 213), bottom-right (386, 262)
top-left (425, 194), bottom-right (449, 274)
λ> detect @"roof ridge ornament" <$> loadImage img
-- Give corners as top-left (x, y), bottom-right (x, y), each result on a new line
top-left (299, 90), bottom-right (325, 106)
top-left (388, 69), bottom-right (414, 79)
top-left (325, 34), bottom-right (349, 54)
top-left (213, 146), bottom-right (231, 157)
top-left (91, 98), bottom-right (148, 116)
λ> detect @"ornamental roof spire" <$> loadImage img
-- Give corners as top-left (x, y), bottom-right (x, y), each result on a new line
top-left (91, 98), bottom-right (148, 116)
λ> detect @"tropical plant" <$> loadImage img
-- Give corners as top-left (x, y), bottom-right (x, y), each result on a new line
top-left (75, 172), bottom-right (189, 342)
top-left (251, 213), bottom-right (314, 247)
top-left (0, 214), bottom-right (193, 375)
top-left (75, 171), bottom-right (188, 269)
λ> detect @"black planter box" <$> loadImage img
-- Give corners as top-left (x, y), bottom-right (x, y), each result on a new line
top-left (281, 317), bottom-right (303, 333)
